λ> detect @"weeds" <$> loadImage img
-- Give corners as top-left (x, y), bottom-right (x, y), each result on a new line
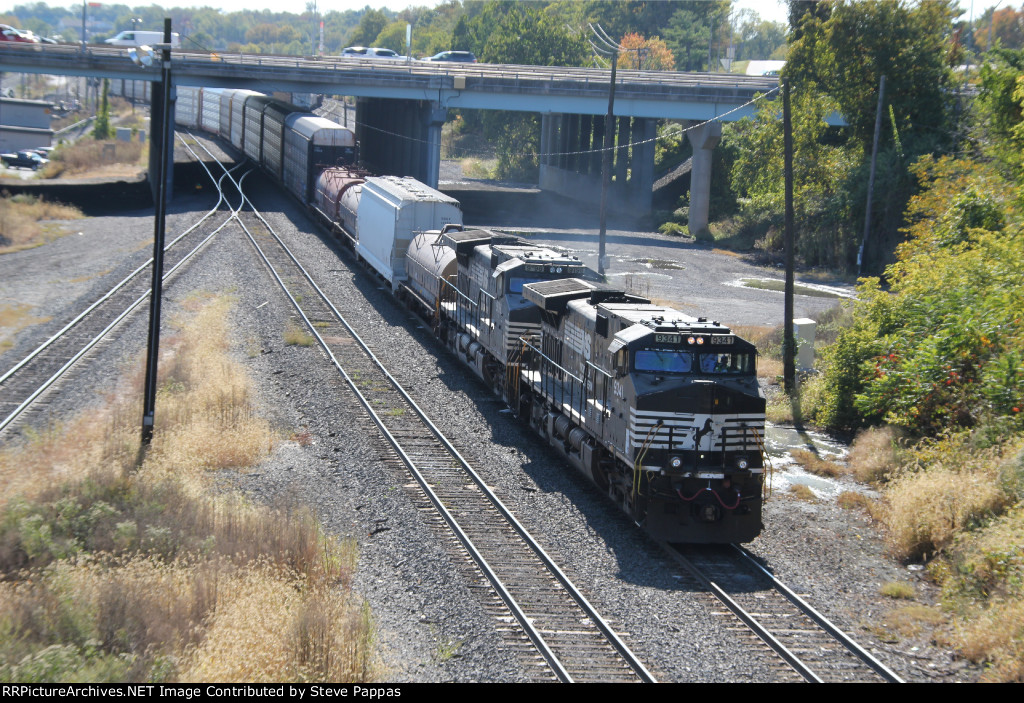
top-left (39, 140), bottom-right (145, 180)
top-left (836, 490), bottom-right (876, 513)
top-left (789, 448), bottom-right (846, 478)
top-left (284, 322), bottom-right (315, 347)
top-left (848, 426), bottom-right (904, 483)
top-left (789, 484), bottom-right (816, 501)
top-left (0, 294), bottom-right (376, 682)
top-left (880, 581), bottom-right (916, 599)
top-left (0, 193), bottom-right (83, 253)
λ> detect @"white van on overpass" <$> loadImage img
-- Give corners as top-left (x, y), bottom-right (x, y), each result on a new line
top-left (104, 30), bottom-right (181, 49)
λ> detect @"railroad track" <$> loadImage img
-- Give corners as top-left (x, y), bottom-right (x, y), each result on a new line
top-left (0, 137), bottom-right (243, 438)
top-left (665, 542), bottom-right (905, 683)
top-left (196, 142), bottom-right (655, 683)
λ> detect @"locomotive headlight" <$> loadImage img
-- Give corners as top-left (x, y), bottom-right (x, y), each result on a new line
top-left (696, 337), bottom-right (704, 345)
top-left (737, 457), bottom-right (749, 470)
top-left (687, 336), bottom-right (696, 345)
top-left (669, 456), bottom-right (683, 469)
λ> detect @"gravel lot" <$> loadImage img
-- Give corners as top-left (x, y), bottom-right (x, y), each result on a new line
top-left (0, 170), bottom-right (981, 683)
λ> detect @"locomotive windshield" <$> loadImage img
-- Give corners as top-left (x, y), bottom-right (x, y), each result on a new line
top-left (635, 349), bottom-right (693, 373)
top-left (634, 349), bottom-right (755, 375)
top-left (698, 352), bottom-right (755, 375)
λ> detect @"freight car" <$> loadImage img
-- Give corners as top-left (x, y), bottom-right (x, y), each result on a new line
top-left (172, 87), bottom-right (766, 542)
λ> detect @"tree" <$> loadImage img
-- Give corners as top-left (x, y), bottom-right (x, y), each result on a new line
top-left (785, 0), bottom-right (958, 154)
top-left (733, 11), bottom-right (787, 61)
top-left (975, 6), bottom-right (1024, 52)
top-left (664, 6), bottom-right (712, 71)
top-left (616, 33), bottom-right (675, 71)
top-left (92, 78), bottom-right (112, 141)
top-left (728, 85), bottom-right (861, 265)
top-left (374, 21), bottom-right (408, 54)
top-left (660, 2), bottom-right (730, 72)
top-left (481, 3), bottom-right (586, 67)
top-left (975, 48), bottom-right (1024, 180)
top-left (346, 8), bottom-right (390, 47)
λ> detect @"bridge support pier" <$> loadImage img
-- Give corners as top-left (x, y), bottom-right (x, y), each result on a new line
top-left (538, 112), bottom-right (654, 216)
top-left (355, 97), bottom-right (444, 187)
top-left (684, 119), bottom-right (721, 239)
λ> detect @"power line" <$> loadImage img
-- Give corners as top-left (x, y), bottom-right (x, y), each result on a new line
top-left (339, 87), bottom-right (779, 160)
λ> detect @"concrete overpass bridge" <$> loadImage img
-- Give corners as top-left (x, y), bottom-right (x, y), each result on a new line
top-left (0, 42), bottom-right (778, 234)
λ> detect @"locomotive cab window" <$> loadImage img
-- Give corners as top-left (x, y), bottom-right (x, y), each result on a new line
top-left (508, 276), bottom-right (548, 294)
top-left (697, 352), bottom-right (755, 375)
top-left (635, 349), bottom-right (693, 373)
top-left (614, 349), bottom-right (628, 376)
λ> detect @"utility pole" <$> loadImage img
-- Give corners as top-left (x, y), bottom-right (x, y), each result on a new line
top-left (598, 49), bottom-right (617, 277)
top-left (783, 79), bottom-right (796, 395)
top-left (858, 74), bottom-right (885, 275)
top-left (141, 18), bottom-right (173, 446)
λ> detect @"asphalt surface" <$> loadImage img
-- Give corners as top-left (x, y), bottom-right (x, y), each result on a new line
top-left (441, 176), bottom-right (853, 330)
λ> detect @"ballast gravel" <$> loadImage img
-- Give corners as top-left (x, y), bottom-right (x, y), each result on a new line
top-left (0, 171), bottom-right (981, 683)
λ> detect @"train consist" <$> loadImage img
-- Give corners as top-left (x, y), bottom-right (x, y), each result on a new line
top-left (172, 86), bottom-right (768, 543)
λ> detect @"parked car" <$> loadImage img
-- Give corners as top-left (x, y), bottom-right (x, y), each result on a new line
top-left (1, 150), bottom-right (49, 170)
top-left (421, 50), bottom-right (477, 63)
top-left (338, 46), bottom-right (405, 60)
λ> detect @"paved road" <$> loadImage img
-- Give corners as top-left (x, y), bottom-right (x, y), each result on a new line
top-left (444, 176), bottom-right (852, 330)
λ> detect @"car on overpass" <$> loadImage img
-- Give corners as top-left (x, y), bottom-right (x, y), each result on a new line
top-left (339, 46), bottom-right (406, 60)
top-left (421, 50), bottom-right (477, 63)
top-left (0, 24), bottom-right (39, 42)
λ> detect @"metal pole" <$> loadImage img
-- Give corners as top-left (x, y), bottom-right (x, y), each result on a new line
top-left (858, 74), bottom-right (885, 275)
top-left (141, 17), bottom-right (172, 446)
top-left (598, 49), bottom-right (617, 277)
top-left (783, 78), bottom-right (796, 395)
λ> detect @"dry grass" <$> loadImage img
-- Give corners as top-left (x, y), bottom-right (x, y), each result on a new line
top-left (880, 603), bottom-right (945, 639)
top-left (0, 293), bottom-right (376, 683)
top-left (836, 490), bottom-right (877, 514)
top-left (284, 321), bottom-right (315, 347)
top-left (40, 139), bottom-right (146, 180)
top-left (789, 447), bottom-right (846, 478)
top-left (956, 598), bottom-right (1024, 682)
top-left (0, 193), bottom-right (84, 252)
top-left (789, 483), bottom-right (817, 501)
top-left (883, 466), bottom-right (1010, 561)
top-left (0, 303), bottom-right (51, 353)
top-left (880, 581), bottom-right (916, 599)
top-left (849, 425), bottom-right (904, 483)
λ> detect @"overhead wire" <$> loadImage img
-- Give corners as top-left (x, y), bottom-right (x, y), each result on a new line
top-left (338, 86), bottom-right (780, 161)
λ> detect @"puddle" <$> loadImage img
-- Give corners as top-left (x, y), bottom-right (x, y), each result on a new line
top-left (731, 278), bottom-right (855, 299)
top-left (631, 258), bottom-right (685, 270)
top-left (763, 423), bottom-right (869, 501)
top-left (606, 271), bottom-right (673, 281)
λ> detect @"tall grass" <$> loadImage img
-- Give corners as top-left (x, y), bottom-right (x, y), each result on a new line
top-left (0, 193), bottom-right (84, 252)
top-left (40, 139), bottom-right (146, 180)
top-left (0, 293), bottom-right (376, 682)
